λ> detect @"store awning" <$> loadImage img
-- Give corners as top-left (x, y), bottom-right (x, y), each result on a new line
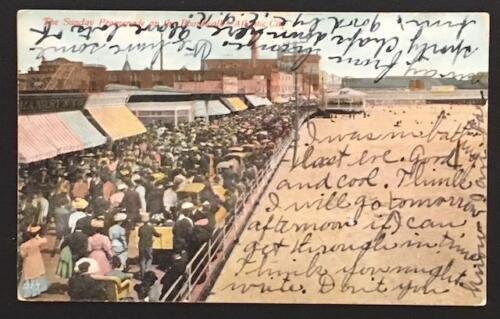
top-left (261, 97), bottom-right (273, 106)
top-left (272, 96), bottom-right (287, 104)
top-left (18, 116), bottom-right (59, 163)
top-left (192, 100), bottom-right (231, 117)
top-left (222, 97), bottom-right (248, 112)
top-left (57, 111), bottom-right (107, 149)
top-left (18, 113), bottom-right (84, 163)
top-left (245, 95), bottom-right (265, 107)
top-left (86, 105), bottom-right (146, 141)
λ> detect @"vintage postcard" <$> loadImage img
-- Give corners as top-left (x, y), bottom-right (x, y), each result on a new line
top-left (16, 10), bottom-right (488, 305)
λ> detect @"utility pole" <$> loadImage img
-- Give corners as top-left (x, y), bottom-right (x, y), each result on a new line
top-left (201, 57), bottom-right (209, 124)
top-left (160, 31), bottom-right (164, 71)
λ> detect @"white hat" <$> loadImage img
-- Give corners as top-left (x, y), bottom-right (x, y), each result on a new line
top-left (202, 201), bottom-right (210, 207)
top-left (74, 257), bottom-right (100, 274)
top-left (181, 202), bottom-right (194, 210)
top-left (117, 183), bottom-right (128, 191)
top-left (113, 213), bottom-right (127, 222)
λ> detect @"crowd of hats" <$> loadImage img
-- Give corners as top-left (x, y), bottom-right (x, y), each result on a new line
top-left (17, 104), bottom-right (298, 233)
top-left (16, 103), bottom-right (308, 302)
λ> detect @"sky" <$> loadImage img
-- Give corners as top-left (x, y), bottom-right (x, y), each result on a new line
top-left (17, 10), bottom-right (489, 78)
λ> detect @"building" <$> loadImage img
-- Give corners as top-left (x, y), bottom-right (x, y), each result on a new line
top-left (18, 46), bottom-right (323, 100)
top-left (18, 58), bottom-right (107, 93)
top-left (341, 75), bottom-right (488, 91)
top-left (205, 52), bottom-right (321, 97)
top-left (173, 74), bottom-right (267, 96)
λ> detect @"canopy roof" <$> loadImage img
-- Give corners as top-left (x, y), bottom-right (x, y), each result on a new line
top-left (221, 97), bottom-right (248, 112)
top-left (86, 105), bottom-right (146, 141)
top-left (192, 100), bottom-right (231, 117)
top-left (19, 115), bottom-right (59, 163)
top-left (272, 96), bottom-right (287, 103)
top-left (56, 111), bottom-right (107, 149)
top-left (18, 112), bottom-right (98, 163)
top-left (245, 95), bottom-right (273, 107)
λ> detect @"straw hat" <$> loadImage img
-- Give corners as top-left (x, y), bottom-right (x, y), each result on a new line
top-left (90, 219), bottom-right (105, 228)
top-left (27, 225), bottom-right (41, 234)
top-left (113, 212), bottom-right (127, 222)
top-left (72, 198), bottom-right (89, 210)
top-left (140, 212), bottom-right (150, 222)
top-left (120, 169), bottom-right (130, 176)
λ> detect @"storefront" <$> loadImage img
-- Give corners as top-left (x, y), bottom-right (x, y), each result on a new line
top-left (127, 101), bottom-right (194, 126)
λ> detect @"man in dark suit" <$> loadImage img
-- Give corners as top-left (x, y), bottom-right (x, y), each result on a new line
top-left (121, 184), bottom-right (142, 224)
top-left (173, 202), bottom-right (194, 253)
top-left (89, 173), bottom-right (104, 200)
top-left (146, 180), bottom-right (165, 216)
top-left (138, 213), bottom-right (161, 279)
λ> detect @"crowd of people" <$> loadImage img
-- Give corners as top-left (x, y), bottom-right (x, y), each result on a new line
top-left (17, 103), bottom-right (303, 302)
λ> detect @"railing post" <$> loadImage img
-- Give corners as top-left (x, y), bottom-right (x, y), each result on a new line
top-left (222, 224), bottom-right (226, 252)
top-left (208, 238), bottom-right (212, 265)
top-left (187, 263), bottom-right (192, 299)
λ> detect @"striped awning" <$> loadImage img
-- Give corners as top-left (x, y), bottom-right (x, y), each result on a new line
top-left (86, 105), bottom-right (146, 141)
top-left (192, 100), bottom-right (231, 117)
top-left (19, 116), bottom-right (58, 163)
top-left (18, 113), bottom-right (85, 163)
top-left (57, 111), bottom-right (107, 149)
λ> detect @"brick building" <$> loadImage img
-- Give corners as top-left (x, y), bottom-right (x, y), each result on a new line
top-left (18, 58), bottom-right (106, 92)
top-left (18, 49), bottom-right (322, 100)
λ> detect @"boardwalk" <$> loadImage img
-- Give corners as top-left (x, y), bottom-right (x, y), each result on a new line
top-left (207, 104), bottom-right (487, 305)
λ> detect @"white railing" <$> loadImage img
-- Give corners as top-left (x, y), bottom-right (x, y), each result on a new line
top-left (160, 108), bottom-right (314, 302)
